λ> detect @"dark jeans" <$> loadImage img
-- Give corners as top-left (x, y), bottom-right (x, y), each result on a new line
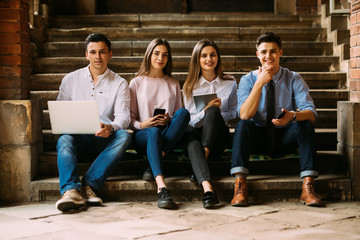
top-left (133, 108), bottom-right (190, 178)
top-left (184, 107), bottom-right (231, 185)
top-left (231, 119), bottom-right (319, 178)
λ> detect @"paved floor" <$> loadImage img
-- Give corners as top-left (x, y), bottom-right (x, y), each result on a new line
top-left (0, 200), bottom-right (359, 240)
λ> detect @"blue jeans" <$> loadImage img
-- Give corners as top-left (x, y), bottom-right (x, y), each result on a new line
top-left (231, 120), bottom-right (319, 178)
top-left (134, 108), bottom-right (190, 177)
top-left (56, 129), bottom-right (131, 195)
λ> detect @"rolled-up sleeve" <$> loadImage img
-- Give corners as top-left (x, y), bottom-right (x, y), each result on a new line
top-left (221, 80), bottom-right (238, 123)
top-left (293, 74), bottom-right (318, 119)
top-left (237, 74), bottom-right (253, 118)
top-left (112, 79), bottom-right (131, 130)
top-left (183, 92), bottom-right (205, 128)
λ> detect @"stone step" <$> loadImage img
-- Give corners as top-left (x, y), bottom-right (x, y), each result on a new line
top-left (31, 174), bottom-right (351, 202)
top-left (309, 89), bottom-right (349, 108)
top-left (43, 41), bottom-right (334, 57)
top-left (47, 27), bottom-right (326, 42)
top-left (33, 55), bottom-right (340, 73)
top-left (30, 72), bottom-right (347, 91)
top-left (40, 128), bottom-right (337, 152)
top-left (37, 150), bottom-right (344, 178)
top-left (30, 89), bottom-right (348, 110)
top-left (50, 14), bottom-right (320, 29)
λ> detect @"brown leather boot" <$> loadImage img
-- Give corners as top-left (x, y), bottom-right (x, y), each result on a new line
top-left (300, 177), bottom-right (323, 207)
top-left (231, 177), bottom-right (248, 207)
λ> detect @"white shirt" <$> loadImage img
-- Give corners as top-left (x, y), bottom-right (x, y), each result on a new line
top-left (129, 75), bottom-right (182, 130)
top-left (57, 65), bottom-right (131, 131)
top-left (183, 75), bottom-right (238, 128)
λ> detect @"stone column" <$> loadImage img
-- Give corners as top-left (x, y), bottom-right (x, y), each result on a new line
top-left (0, 0), bottom-right (42, 202)
top-left (339, 0), bottom-right (360, 200)
top-left (0, 100), bottom-right (42, 201)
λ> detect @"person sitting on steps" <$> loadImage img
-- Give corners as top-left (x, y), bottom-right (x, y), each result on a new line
top-left (230, 32), bottom-right (324, 207)
top-left (55, 33), bottom-right (131, 212)
top-left (129, 38), bottom-right (190, 209)
top-left (182, 40), bottom-right (238, 209)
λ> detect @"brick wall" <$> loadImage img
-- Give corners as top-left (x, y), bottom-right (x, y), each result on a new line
top-left (350, 0), bottom-right (360, 101)
top-left (0, 0), bottom-right (30, 100)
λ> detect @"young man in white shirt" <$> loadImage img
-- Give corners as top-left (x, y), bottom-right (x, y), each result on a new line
top-left (55, 33), bottom-right (131, 212)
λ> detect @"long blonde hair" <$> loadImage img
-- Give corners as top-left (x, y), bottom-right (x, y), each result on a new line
top-left (135, 38), bottom-right (172, 77)
top-left (183, 39), bottom-right (230, 99)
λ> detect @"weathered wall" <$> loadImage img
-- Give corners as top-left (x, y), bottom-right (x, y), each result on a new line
top-left (0, 100), bottom-right (42, 201)
top-left (339, 0), bottom-right (360, 200)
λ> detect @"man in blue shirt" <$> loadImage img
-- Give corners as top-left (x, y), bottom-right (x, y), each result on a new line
top-left (231, 32), bottom-right (323, 207)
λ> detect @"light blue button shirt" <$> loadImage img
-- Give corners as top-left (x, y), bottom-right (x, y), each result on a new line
top-left (237, 67), bottom-right (317, 127)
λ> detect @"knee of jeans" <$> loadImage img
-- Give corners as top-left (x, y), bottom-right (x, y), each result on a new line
top-left (147, 127), bottom-right (162, 138)
top-left (296, 120), bottom-right (314, 131)
top-left (56, 134), bottom-right (75, 150)
top-left (114, 130), bottom-right (132, 146)
top-left (235, 119), bottom-right (252, 133)
top-left (174, 108), bottom-right (190, 121)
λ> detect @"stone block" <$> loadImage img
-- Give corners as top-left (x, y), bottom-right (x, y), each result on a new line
top-left (276, 0), bottom-right (296, 14)
top-left (0, 100), bottom-right (42, 145)
top-left (337, 101), bottom-right (360, 147)
top-left (76, 0), bottom-right (95, 15)
top-left (0, 144), bottom-right (40, 201)
top-left (337, 101), bottom-right (360, 200)
top-left (337, 143), bottom-right (360, 200)
top-left (0, 100), bottom-right (42, 202)
top-left (0, 88), bottom-right (29, 100)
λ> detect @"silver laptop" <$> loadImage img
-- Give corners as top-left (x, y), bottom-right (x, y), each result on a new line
top-left (193, 93), bottom-right (217, 112)
top-left (48, 101), bottom-right (101, 134)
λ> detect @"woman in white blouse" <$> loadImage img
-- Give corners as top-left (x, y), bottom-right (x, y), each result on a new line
top-left (182, 40), bottom-right (237, 209)
top-left (129, 38), bottom-right (190, 209)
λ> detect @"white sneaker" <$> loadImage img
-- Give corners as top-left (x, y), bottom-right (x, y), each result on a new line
top-left (83, 186), bottom-right (103, 206)
top-left (55, 189), bottom-right (85, 212)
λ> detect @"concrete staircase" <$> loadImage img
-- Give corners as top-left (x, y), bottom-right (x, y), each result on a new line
top-left (30, 13), bottom-right (351, 203)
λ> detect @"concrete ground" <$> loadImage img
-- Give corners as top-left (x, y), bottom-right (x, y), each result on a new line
top-left (0, 200), bottom-right (359, 240)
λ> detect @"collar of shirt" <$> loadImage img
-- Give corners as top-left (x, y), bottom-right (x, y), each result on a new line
top-left (272, 67), bottom-right (283, 83)
top-left (199, 75), bottom-right (221, 86)
top-left (86, 65), bottom-right (110, 84)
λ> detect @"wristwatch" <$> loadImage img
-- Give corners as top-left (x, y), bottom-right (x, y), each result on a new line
top-left (291, 111), bottom-right (297, 122)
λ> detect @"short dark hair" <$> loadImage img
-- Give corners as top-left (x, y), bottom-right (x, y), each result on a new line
top-left (85, 33), bottom-right (111, 52)
top-left (256, 32), bottom-right (281, 49)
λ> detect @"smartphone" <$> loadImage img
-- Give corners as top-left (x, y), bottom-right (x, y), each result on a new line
top-left (153, 108), bottom-right (166, 117)
top-left (277, 111), bottom-right (286, 119)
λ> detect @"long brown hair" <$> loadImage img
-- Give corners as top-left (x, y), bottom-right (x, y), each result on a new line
top-left (183, 39), bottom-right (230, 99)
top-left (135, 38), bottom-right (172, 77)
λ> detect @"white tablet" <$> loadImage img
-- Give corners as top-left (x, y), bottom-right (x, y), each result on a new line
top-left (193, 93), bottom-right (217, 112)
